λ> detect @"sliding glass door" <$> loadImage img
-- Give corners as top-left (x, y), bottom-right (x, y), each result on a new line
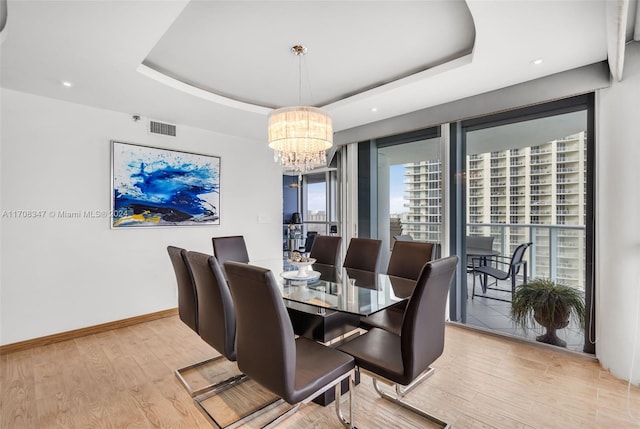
top-left (458, 95), bottom-right (595, 353)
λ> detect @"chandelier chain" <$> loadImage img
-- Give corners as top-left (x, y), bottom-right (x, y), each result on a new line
top-left (298, 53), bottom-right (302, 105)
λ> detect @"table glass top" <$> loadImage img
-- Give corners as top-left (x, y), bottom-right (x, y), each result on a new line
top-left (250, 259), bottom-right (416, 317)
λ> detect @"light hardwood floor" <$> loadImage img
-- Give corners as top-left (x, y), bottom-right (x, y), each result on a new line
top-left (2, 315), bottom-right (639, 428)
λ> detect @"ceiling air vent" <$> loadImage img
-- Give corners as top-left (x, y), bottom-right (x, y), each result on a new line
top-left (149, 119), bottom-right (177, 137)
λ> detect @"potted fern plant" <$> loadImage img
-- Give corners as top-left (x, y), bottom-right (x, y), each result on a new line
top-left (511, 278), bottom-right (585, 347)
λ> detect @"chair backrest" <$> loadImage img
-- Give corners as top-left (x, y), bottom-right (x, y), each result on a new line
top-left (345, 267), bottom-right (378, 290)
top-left (185, 251), bottom-right (237, 361)
top-left (303, 231), bottom-right (318, 253)
top-left (393, 234), bottom-right (413, 242)
top-left (224, 261), bottom-right (296, 401)
top-left (212, 235), bottom-right (249, 265)
top-left (343, 237), bottom-right (383, 272)
top-left (466, 235), bottom-right (494, 251)
top-left (309, 235), bottom-right (342, 266)
top-left (387, 241), bottom-right (437, 280)
top-left (509, 242), bottom-right (532, 276)
top-left (466, 236), bottom-right (494, 268)
top-left (401, 255), bottom-right (458, 383)
top-left (313, 263), bottom-right (340, 283)
top-left (167, 246), bottom-right (198, 333)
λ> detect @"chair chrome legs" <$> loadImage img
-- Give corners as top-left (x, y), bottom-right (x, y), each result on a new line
top-left (394, 367), bottom-right (435, 397)
top-left (195, 370), bottom-right (356, 429)
top-left (335, 370), bottom-right (356, 428)
top-left (175, 355), bottom-right (246, 397)
top-left (262, 370), bottom-right (355, 429)
top-left (195, 384), bottom-right (284, 429)
top-left (360, 367), bottom-right (449, 429)
top-left (262, 403), bottom-right (301, 429)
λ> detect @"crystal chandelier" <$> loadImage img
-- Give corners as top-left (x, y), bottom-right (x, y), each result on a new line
top-left (267, 45), bottom-right (333, 174)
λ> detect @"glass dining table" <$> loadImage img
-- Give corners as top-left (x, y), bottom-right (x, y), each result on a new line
top-left (252, 259), bottom-right (416, 317)
top-left (249, 259), bottom-right (417, 342)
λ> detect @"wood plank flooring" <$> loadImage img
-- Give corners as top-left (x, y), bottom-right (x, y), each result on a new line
top-left (2, 316), bottom-right (639, 428)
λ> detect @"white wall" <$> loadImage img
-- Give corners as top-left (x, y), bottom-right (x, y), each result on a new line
top-left (0, 88), bottom-right (282, 345)
top-left (596, 42), bottom-right (640, 384)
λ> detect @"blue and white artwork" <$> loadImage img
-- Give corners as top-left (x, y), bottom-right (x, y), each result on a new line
top-left (111, 141), bottom-right (220, 227)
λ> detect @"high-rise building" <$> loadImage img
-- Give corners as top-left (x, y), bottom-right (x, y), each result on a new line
top-left (401, 132), bottom-right (587, 289)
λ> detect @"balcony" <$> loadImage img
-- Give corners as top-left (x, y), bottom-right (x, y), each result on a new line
top-left (529, 190), bottom-right (551, 196)
top-left (530, 168), bottom-right (552, 175)
top-left (463, 224), bottom-right (586, 351)
top-left (557, 177), bottom-right (579, 184)
top-left (557, 167), bottom-right (578, 173)
top-left (530, 158), bottom-right (552, 165)
top-left (556, 199), bottom-right (579, 205)
top-left (556, 189), bottom-right (576, 195)
top-left (396, 220), bottom-right (587, 293)
top-left (557, 209), bottom-right (579, 215)
top-left (556, 156), bottom-right (579, 164)
top-left (530, 147), bottom-right (552, 154)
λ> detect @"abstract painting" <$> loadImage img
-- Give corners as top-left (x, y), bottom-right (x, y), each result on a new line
top-left (111, 141), bottom-right (220, 228)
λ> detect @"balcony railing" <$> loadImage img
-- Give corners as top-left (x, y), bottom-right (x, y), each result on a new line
top-left (399, 221), bottom-right (586, 290)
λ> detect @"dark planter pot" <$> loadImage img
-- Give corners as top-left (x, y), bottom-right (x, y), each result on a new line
top-left (534, 309), bottom-right (570, 347)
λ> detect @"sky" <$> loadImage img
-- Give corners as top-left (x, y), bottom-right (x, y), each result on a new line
top-left (306, 182), bottom-right (326, 212)
top-left (306, 165), bottom-right (408, 214)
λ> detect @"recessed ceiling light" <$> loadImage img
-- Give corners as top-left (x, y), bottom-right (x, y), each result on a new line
top-left (531, 58), bottom-right (543, 65)
top-left (371, 107), bottom-right (378, 112)
top-left (61, 81), bottom-right (73, 87)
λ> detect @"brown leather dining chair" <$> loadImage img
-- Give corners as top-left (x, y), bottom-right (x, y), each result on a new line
top-left (309, 235), bottom-right (342, 266)
top-left (343, 237), bottom-right (383, 272)
top-left (168, 246), bottom-right (214, 396)
top-left (188, 251), bottom-right (281, 428)
top-left (168, 250), bottom-right (246, 399)
top-left (338, 256), bottom-right (458, 429)
top-left (387, 240), bottom-right (438, 280)
top-left (211, 235), bottom-right (250, 266)
top-left (300, 230), bottom-right (318, 254)
top-left (223, 261), bottom-right (356, 429)
top-left (167, 246), bottom-right (198, 335)
top-left (359, 240), bottom-right (438, 335)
